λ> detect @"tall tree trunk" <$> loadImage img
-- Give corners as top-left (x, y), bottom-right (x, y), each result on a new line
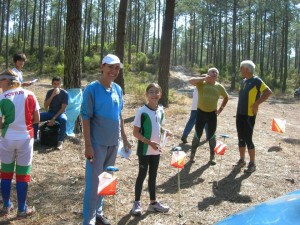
top-left (281, 1), bottom-right (289, 93)
top-left (5, 0), bottom-right (11, 68)
top-left (152, 0), bottom-right (156, 55)
top-left (82, 0), bottom-right (88, 69)
top-left (64, 0), bottom-right (82, 89)
top-left (86, 0), bottom-right (92, 56)
top-left (158, 0), bottom-right (175, 107)
top-left (23, 0), bottom-right (29, 52)
top-left (127, 0), bottom-right (132, 64)
top-left (140, 2), bottom-right (146, 53)
top-left (260, 9), bottom-right (267, 77)
top-left (223, 6), bottom-right (228, 68)
top-left (114, 0), bottom-right (128, 92)
top-left (100, 0), bottom-right (106, 59)
top-left (30, 0), bottom-right (37, 54)
top-left (247, 0), bottom-right (251, 59)
top-left (95, 0), bottom-right (100, 50)
top-left (272, 11), bottom-right (278, 84)
top-left (230, 0), bottom-right (237, 91)
top-left (156, 0), bottom-right (161, 53)
top-left (39, 0), bottom-right (47, 74)
top-left (0, 1), bottom-right (6, 55)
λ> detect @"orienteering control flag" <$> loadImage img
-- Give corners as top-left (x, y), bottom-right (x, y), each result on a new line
top-left (272, 118), bottom-right (286, 133)
top-left (214, 141), bottom-right (227, 155)
top-left (171, 151), bottom-right (186, 168)
top-left (98, 172), bottom-right (117, 196)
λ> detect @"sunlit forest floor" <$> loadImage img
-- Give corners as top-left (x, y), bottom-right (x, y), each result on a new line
top-left (1, 68), bottom-right (299, 224)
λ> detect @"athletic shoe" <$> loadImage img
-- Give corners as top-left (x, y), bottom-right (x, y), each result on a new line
top-left (96, 215), bottom-right (111, 225)
top-left (147, 201), bottom-right (169, 213)
top-left (236, 159), bottom-right (246, 167)
top-left (131, 201), bottom-right (142, 216)
top-left (244, 162), bottom-right (256, 173)
top-left (209, 155), bottom-right (216, 166)
top-left (57, 141), bottom-right (63, 150)
top-left (1, 203), bottom-right (14, 216)
top-left (17, 205), bottom-right (35, 218)
top-left (181, 136), bottom-right (188, 144)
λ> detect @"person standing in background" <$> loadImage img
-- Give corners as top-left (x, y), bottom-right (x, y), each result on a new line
top-left (12, 53), bottom-right (33, 87)
top-left (236, 60), bottom-right (272, 173)
top-left (181, 86), bottom-right (208, 144)
top-left (189, 68), bottom-right (229, 165)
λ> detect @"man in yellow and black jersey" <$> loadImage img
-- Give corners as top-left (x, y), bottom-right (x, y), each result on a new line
top-left (236, 60), bottom-right (272, 173)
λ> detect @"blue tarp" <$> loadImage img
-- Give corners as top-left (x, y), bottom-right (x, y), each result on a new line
top-left (216, 189), bottom-right (300, 225)
top-left (65, 88), bottom-right (82, 137)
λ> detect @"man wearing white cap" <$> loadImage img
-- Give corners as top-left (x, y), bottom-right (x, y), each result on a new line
top-left (81, 54), bottom-right (130, 225)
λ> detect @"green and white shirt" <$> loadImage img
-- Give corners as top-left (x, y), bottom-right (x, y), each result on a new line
top-left (0, 87), bottom-right (40, 139)
top-left (133, 104), bottom-right (164, 156)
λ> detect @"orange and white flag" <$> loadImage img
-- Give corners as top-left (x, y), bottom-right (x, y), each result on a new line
top-left (272, 118), bottom-right (286, 133)
top-left (214, 141), bottom-right (227, 155)
top-left (171, 151), bottom-right (186, 169)
top-left (98, 172), bottom-right (117, 196)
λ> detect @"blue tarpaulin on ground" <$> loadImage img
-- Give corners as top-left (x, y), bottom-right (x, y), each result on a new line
top-left (65, 88), bottom-right (82, 137)
top-left (215, 189), bottom-right (300, 225)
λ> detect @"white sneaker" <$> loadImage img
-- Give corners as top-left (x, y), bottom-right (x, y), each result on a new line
top-left (131, 201), bottom-right (142, 216)
top-left (57, 141), bottom-right (63, 150)
top-left (147, 201), bottom-right (169, 212)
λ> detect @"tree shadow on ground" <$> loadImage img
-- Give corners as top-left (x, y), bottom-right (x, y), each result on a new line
top-left (282, 138), bottom-right (300, 145)
top-left (34, 142), bottom-right (59, 154)
top-left (198, 167), bottom-right (252, 211)
top-left (157, 161), bottom-right (211, 194)
top-left (118, 211), bottom-right (153, 225)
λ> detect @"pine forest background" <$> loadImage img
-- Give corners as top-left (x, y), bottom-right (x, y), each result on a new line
top-left (0, 0), bottom-right (300, 99)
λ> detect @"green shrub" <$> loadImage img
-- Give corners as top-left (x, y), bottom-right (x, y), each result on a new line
top-left (84, 55), bottom-right (100, 71)
top-left (56, 64), bottom-right (64, 77)
top-left (43, 46), bottom-right (57, 58)
top-left (42, 64), bottom-right (57, 75)
top-left (135, 52), bottom-right (148, 71)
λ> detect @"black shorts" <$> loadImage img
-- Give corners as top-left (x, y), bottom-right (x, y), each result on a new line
top-left (236, 114), bottom-right (256, 149)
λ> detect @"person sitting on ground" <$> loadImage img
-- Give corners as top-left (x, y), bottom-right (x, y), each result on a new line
top-left (12, 52), bottom-right (34, 87)
top-left (34, 76), bottom-right (68, 150)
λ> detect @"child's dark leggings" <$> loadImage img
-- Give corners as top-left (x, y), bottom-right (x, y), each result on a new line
top-left (134, 154), bottom-right (160, 202)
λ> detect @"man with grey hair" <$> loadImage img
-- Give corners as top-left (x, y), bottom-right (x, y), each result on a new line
top-left (188, 67), bottom-right (229, 165)
top-left (236, 60), bottom-right (272, 173)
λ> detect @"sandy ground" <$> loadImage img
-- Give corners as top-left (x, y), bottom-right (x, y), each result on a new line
top-left (1, 67), bottom-right (299, 225)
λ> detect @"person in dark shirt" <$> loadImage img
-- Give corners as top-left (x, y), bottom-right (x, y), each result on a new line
top-left (34, 76), bottom-right (68, 149)
top-left (236, 60), bottom-right (272, 173)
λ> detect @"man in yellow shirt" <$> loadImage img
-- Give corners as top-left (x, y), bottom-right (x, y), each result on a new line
top-left (188, 68), bottom-right (229, 165)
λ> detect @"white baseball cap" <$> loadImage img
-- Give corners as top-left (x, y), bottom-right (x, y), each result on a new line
top-left (102, 54), bottom-right (123, 68)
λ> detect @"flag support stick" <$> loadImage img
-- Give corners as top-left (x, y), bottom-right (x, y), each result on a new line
top-left (215, 134), bottom-right (229, 189)
top-left (171, 146), bottom-right (184, 224)
top-left (216, 155), bottom-right (223, 188)
top-left (105, 166), bottom-right (119, 224)
top-left (177, 166), bottom-right (182, 221)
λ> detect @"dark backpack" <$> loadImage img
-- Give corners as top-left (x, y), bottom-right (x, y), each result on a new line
top-left (39, 121), bottom-right (60, 146)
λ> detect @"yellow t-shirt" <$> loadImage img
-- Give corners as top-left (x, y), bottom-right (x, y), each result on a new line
top-left (196, 81), bottom-right (228, 112)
